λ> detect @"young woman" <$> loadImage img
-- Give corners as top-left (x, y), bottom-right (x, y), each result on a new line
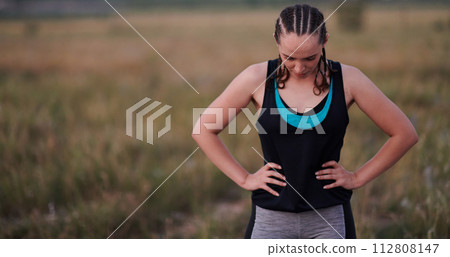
top-left (192, 4), bottom-right (418, 239)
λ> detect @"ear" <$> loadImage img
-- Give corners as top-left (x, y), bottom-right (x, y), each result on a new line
top-left (273, 32), bottom-right (279, 45)
top-left (323, 33), bottom-right (329, 47)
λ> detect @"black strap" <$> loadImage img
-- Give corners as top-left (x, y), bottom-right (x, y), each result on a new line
top-left (265, 58), bottom-right (279, 90)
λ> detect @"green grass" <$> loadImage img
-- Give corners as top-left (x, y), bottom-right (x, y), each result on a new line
top-left (0, 6), bottom-right (449, 238)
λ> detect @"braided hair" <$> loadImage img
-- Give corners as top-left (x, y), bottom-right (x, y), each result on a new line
top-left (268, 4), bottom-right (335, 96)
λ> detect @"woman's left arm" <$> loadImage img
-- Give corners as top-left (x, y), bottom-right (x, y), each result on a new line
top-left (316, 65), bottom-right (418, 190)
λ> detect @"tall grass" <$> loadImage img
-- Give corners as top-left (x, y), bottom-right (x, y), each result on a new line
top-left (0, 6), bottom-right (448, 238)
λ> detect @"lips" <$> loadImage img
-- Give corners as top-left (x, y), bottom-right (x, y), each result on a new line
top-left (289, 68), bottom-right (309, 77)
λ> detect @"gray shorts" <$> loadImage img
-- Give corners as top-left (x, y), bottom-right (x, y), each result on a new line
top-left (251, 204), bottom-right (345, 239)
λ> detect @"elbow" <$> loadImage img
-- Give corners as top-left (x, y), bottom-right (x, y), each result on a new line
top-left (191, 125), bottom-right (212, 142)
top-left (392, 123), bottom-right (418, 150)
top-left (192, 118), bottom-right (221, 142)
top-left (192, 128), bottom-right (219, 141)
top-left (410, 130), bottom-right (419, 147)
top-left (192, 132), bottom-right (201, 143)
top-left (192, 127), bottom-right (201, 141)
top-left (192, 131), bottom-right (204, 146)
top-left (192, 119), bottom-right (202, 141)
top-left (404, 126), bottom-right (419, 148)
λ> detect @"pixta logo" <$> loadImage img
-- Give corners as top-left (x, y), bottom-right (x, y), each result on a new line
top-left (126, 97), bottom-right (172, 145)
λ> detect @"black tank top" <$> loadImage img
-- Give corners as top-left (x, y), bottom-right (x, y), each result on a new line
top-left (252, 58), bottom-right (352, 212)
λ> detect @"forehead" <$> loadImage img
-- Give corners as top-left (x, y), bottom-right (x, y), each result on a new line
top-left (278, 33), bottom-right (321, 58)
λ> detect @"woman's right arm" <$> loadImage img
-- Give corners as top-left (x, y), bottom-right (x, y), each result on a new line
top-left (192, 62), bottom-right (286, 196)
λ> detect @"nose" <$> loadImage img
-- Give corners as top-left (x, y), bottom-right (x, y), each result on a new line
top-left (293, 62), bottom-right (305, 74)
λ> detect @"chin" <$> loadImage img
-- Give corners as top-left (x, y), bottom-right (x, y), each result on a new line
top-left (293, 72), bottom-right (309, 78)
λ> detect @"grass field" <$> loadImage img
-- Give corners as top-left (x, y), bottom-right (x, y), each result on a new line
top-left (0, 5), bottom-right (449, 238)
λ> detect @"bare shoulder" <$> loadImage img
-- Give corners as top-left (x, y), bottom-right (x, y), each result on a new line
top-left (245, 61), bottom-right (268, 106)
top-left (209, 61), bottom-right (267, 111)
top-left (217, 61), bottom-right (267, 106)
top-left (245, 61), bottom-right (267, 77)
top-left (221, 61), bottom-right (267, 94)
top-left (340, 63), bottom-right (375, 106)
top-left (237, 61), bottom-right (268, 93)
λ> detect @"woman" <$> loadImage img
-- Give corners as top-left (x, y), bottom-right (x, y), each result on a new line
top-left (192, 4), bottom-right (417, 239)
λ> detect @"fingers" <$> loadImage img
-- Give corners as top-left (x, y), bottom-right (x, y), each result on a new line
top-left (315, 168), bottom-right (336, 180)
top-left (321, 160), bottom-right (338, 168)
top-left (317, 166), bottom-right (354, 190)
top-left (261, 163), bottom-right (286, 196)
top-left (269, 170), bottom-right (286, 181)
top-left (264, 162), bottom-right (286, 180)
top-left (316, 174), bottom-right (335, 180)
top-left (315, 168), bottom-right (333, 176)
top-left (323, 182), bottom-right (338, 189)
top-left (265, 162), bottom-right (282, 170)
top-left (267, 178), bottom-right (287, 187)
top-left (262, 185), bottom-right (280, 197)
top-left (315, 166), bottom-right (338, 187)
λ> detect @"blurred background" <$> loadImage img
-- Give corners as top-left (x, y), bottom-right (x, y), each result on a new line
top-left (0, 0), bottom-right (448, 238)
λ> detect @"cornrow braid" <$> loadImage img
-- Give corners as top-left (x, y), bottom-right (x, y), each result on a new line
top-left (269, 4), bottom-right (336, 96)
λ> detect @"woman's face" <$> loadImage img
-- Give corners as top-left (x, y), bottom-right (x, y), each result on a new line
top-left (275, 32), bottom-right (327, 80)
